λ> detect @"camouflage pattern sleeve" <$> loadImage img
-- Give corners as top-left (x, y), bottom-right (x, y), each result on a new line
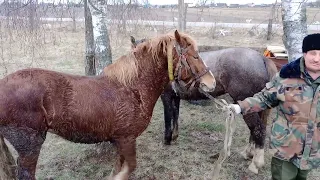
top-left (237, 73), bottom-right (280, 115)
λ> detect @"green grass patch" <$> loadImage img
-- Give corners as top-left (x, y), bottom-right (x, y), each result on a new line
top-left (195, 122), bottom-right (225, 132)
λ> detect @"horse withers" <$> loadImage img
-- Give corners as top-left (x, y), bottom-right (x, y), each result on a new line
top-left (0, 30), bottom-right (216, 180)
top-left (131, 37), bottom-right (277, 174)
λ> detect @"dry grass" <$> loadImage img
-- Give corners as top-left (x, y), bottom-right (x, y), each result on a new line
top-left (1, 7), bottom-right (320, 180)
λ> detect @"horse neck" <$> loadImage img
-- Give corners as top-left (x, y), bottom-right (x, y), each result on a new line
top-left (133, 54), bottom-right (169, 107)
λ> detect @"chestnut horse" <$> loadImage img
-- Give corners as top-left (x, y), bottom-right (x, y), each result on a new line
top-left (0, 30), bottom-right (216, 180)
top-left (131, 37), bottom-right (277, 174)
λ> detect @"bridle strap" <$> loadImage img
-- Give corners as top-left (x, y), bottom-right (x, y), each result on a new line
top-left (172, 42), bottom-right (209, 92)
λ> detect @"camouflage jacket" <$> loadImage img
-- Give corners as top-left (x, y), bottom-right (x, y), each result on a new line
top-left (238, 57), bottom-right (320, 170)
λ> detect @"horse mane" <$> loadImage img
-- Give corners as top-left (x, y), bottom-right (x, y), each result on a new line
top-left (103, 53), bottom-right (138, 87)
top-left (103, 32), bottom-right (197, 87)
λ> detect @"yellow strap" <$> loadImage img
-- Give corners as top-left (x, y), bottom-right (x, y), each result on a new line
top-left (167, 43), bottom-right (174, 81)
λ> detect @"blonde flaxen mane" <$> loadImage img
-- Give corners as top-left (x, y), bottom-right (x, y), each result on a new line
top-left (103, 32), bottom-right (197, 86)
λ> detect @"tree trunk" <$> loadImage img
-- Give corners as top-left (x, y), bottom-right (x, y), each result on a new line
top-left (281, 0), bottom-right (307, 61)
top-left (29, 0), bottom-right (38, 31)
top-left (0, 136), bottom-right (15, 180)
top-left (84, 0), bottom-right (96, 76)
top-left (183, 3), bottom-right (188, 31)
top-left (72, 7), bottom-right (77, 32)
top-left (88, 0), bottom-right (112, 75)
top-left (178, 0), bottom-right (186, 31)
top-left (267, 0), bottom-right (277, 40)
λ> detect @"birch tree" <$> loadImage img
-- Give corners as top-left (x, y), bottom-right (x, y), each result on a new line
top-left (281, 0), bottom-right (307, 61)
top-left (87, 0), bottom-right (112, 75)
top-left (84, 0), bottom-right (96, 76)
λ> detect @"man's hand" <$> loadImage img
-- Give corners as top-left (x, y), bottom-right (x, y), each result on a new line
top-left (228, 104), bottom-right (241, 114)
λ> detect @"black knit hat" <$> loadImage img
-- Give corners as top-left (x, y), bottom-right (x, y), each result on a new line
top-left (302, 33), bottom-right (320, 53)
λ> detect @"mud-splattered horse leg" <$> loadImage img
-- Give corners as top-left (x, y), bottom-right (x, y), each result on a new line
top-left (112, 138), bottom-right (137, 180)
top-left (242, 112), bottom-right (266, 174)
top-left (161, 91), bottom-right (175, 145)
top-left (161, 88), bottom-right (181, 145)
top-left (240, 135), bottom-right (255, 160)
top-left (0, 126), bottom-right (46, 180)
top-left (171, 95), bottom-right (180, 141)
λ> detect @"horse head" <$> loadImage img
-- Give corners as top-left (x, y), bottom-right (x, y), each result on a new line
top-left (170, 30), bottom-right (216, 93)
top-left (130, 31), bottom-right (216, 93)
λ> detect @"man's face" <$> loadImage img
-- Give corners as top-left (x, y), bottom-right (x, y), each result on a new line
top-left (304, 50), bottom-right (320, 73)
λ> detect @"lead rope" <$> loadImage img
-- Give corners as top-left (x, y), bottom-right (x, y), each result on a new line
top-left (198, 88), bottom-right (236, 180)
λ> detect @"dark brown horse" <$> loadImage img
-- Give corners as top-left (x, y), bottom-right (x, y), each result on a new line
top-left (131, 37), bottom-right (277, 174)
top-left (163, 48), bottom-right (277, 174)
top-left (0, 30), bottom-right (216, 180)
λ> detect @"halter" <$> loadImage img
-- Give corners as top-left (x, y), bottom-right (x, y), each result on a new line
top-left (167, 42), bottom-right (210, 92)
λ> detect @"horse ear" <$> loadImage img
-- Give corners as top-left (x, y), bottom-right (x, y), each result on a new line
top-left (130, 36), bottom-right (136, 45)
top-left (174, 30), bottom-right (182, 45)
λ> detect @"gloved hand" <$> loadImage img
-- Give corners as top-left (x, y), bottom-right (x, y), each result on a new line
top-left (228, 104), bottom-right (241, 114)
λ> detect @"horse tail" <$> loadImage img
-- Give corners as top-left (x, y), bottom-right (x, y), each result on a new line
top-left (263, 56), bottom-right (277, 81)
top-left (261, 56), bottom-right (277, 127)
top-left (0, 136), bottom-right (16, 180)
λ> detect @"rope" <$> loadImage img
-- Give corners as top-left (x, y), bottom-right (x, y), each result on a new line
top-left (198, 89), bottom-right (236, 180)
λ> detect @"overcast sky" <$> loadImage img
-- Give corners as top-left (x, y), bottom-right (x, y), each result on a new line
top-left (0, 0), bottom-right (316, 5)
top-left (149, 0), bottom-right (276, 5)
top-left (148, 0), bottom-right (315, 5)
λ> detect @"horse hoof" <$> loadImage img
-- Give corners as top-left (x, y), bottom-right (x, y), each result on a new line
top-left (240, 149), bottom-right (253, 160)
top-left (163, 139), bottom-right (171, 145)
top-left (253, 149), bottom-right (265, 168)
top-left (248, 162), bottom-right (259, 174)
top-left (164, 134), bottom-right (172, 145)
top-left (172, 134), bottom-right (178, 141)
top-left (240, 143), bottom-right (254, 160)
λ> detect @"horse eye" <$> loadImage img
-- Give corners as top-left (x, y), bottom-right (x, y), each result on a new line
top-left (193, 56), bottom-right (199, 59)
top-left (187, 43), bottom-right (191, 46)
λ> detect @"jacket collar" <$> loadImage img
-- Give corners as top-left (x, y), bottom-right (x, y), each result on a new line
top-left (279, 57), bottom-right (303, 78)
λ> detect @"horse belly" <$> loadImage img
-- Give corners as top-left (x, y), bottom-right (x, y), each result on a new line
top-left (48, 116), bottom-right (112, 144)
top-left (48, 128), bottom-right (110, 144)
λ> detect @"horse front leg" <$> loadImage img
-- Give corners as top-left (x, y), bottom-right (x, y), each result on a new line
top-left (161, 93), bottom-right (174, 145)
top-left (240, 135), bottom-right (255, 160)
top-left (171, 95), bottom-right (180, 141)
top-left (242, 113), bottom-right (266, 174)
top-left (112, 138), bottom-right (137, 180)
top-left (252, 111), bottom-right (268, 169)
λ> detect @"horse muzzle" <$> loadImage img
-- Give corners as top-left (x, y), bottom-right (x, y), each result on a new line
top-left (199, 80), bottom-right (216, 92)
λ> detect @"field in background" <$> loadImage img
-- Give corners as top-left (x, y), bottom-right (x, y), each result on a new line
top-left (1, 7), bottom-right (320, 180)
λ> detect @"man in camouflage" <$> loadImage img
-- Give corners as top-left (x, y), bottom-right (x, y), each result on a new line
top-left (230, 33), bottom-right (320, 180)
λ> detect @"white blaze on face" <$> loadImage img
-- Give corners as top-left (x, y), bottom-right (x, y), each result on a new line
top-left (202, 59), bottom-right (214, 77)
